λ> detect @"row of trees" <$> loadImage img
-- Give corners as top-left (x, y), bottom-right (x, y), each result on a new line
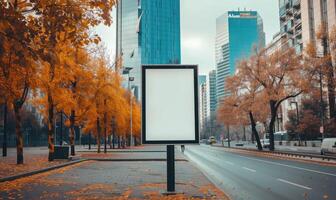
top-left (1, 0), bottom-right (140, 164)
top-left (218, 25), bottom-right (336, 151)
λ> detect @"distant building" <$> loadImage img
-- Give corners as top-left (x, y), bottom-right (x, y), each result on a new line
top-left (215, 11), bottom-right (265, 104)
top-left (279, 0), bottom-right (336, 53)
top-left (140, 0), bottom-right (181, 65)
top-left (198, 75), bottom-right (208, 132)
top-left (209, 70), bottom-right (217, 117)
top-left (116, 0), bottom-right (181, 100)
top-left (272, 0), bottom-right (336, 132)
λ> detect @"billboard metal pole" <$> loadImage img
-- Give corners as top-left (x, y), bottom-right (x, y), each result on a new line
top-left (167, 145), bottom-right (175, 192)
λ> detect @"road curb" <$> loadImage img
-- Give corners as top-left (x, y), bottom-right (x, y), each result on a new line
top-left (88, 158), bottom-right (188, 162)
top-left (77, 150), bottom-right (166, 153)
top-left (0, 159), bottom-right (88, 183)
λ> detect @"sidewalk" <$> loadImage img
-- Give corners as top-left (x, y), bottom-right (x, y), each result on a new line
top-left (0, 145), bottom-right (229, 199)
top-left (0, 147), bottom-right (67, 179)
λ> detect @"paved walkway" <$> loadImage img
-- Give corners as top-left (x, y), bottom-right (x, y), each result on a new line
top-left (0, 145), bottom-right (229, 199)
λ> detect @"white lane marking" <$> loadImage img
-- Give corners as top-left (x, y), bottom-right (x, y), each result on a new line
top-left (230, 153), bottom-right (336, 178)
top-left (225, 161), bottom-right (234, 165)
top-left (242, 167), bottom-right (256, 173)
top-left (277, 178), bottom-right (312, 190)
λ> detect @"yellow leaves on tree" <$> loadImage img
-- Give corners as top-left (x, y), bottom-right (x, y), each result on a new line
top-left (1, 0), bottom-right (117, 162)
top-left (0, 0), bottom-right (40, 164)
top-left (78, 49), bottom-right (141, 153)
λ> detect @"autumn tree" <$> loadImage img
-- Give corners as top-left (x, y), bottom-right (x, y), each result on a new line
top-left (32, 0), bottom-right (115, 160)
top-left (316, 23), bottom-right (335, 120)
top-left (80, 51), bottom-right (127, 152)
top-left (0, 0), bottom-right (40, 164)
top-left (59, 46), bottom-right (94, 156)
top-left (286, 96), bottom-right (327, 141)
top-left (218, 65), bottom-right (269, 150)
top-left (232, 47), bottom-right (310, 151)
top-left (217, 96), bottom-right (244, 147)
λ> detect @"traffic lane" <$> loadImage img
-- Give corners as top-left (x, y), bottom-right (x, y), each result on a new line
top-left (197, 146), bottom-right (336, 199)
top-left (187, 146), bottom-right (314, 200)
top-left (191, 145), bottom-right (336, 199)
top-left (195, 145), bottom-right (336, 199)
top-left (186, 148), bottom-right (289, 200)
top-left (186, 145), bottom-right (336, 200)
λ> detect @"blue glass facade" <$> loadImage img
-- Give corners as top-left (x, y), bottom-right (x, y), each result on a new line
top-left (139, 0), bottom-right (181, 64)
top-left (215, 11), bottom-right (265, 101)
top-left (228, 11), bottom-right (265, 75)
top-left (116, 0), bottom-right (181, 100)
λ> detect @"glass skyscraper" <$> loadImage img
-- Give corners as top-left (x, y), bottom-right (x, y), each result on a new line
top-left (116, 0), bottom-right (181, 100)
top-left (209, 70), bottom-right (217, 116)
top-left (215, 11), bottom-right (265, 102)
top-left (140, 0), bottom-right (181, 64)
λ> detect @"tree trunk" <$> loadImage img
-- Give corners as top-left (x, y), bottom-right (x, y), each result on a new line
top-left (323, 36), bottom-right (336, 119)
top-left (269, 100), bottom-right (277, 151)
top-left (14, 103), bottom-right (23, 164)
top-left (243, 126), bottom-right (246, 141)
top-left (327, 65), bottom-right (335, 119)
top-left (112, 134), bottom-right (115, 149)
top-left (70, 110), bottom-right (75, 156)
top-left (118, 136), bottom-right (121, 149)
top-left (112, 126), bottom-right (115, 149)
top-left (251, 132), bottom-right (255, 143)
top-left (104, 111), bottom-right (107, 153)
top-left (227, 126), bottom-right (230, 148)
top-left (249, 111), bottom-right (262, 151)
top-left (97, 117), bottom-right (101, 153)
top-left (122, 136), bottom-right (125, 148)
top-left (88, 132), bottom-right (91, 150)
top-left (2, 103), bottom-right (7, 157)
top-left (48, 93), bottom-right (55, 161)
top-left (59, 111), bottom-right (63, 145)
top-left (108, 135), bottom-right (112, 149)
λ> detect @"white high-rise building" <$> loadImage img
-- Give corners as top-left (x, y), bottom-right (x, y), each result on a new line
top-left (271, 0), bottom-right (336, 132)
top-left (198, 75), bottom-right (208, 132)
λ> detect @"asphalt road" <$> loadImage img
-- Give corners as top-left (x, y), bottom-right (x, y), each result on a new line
top-left (185, 145), bottom-right (336, 200)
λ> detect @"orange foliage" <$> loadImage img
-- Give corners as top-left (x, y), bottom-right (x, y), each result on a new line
top-left (79, 49), bottom-right (141, 152)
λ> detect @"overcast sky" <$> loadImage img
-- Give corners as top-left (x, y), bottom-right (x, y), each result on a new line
top-left (95, 0), bottom-right (280, 75)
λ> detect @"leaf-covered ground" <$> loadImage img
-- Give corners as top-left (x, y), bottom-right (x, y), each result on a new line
top-left (0, 147), bottom-right (67, 179)
top-left (0, 160), bottom-right (229, 199)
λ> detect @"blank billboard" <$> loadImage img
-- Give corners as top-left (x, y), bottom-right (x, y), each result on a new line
top-left (142, 65), bottom-right (199, 144)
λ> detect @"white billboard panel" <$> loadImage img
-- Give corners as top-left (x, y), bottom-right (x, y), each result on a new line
top-left (142, 65), bottom-right (199, 144)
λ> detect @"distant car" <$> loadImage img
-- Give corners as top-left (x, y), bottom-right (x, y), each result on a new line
top-left (235, 143), bottom-right (244, 147)
top-left (321, 138), bottom-right (336, 155)
top-left (200, 139), bottom-right (208, 144)
top-left (257, 139), bottom-right (270, 148)
top-left (208, 136), bottom-right (216, 144)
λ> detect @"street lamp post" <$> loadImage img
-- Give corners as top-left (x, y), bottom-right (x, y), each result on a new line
top-left (129, 77), bottom-right (134, 146)
top-left (111, 116), bottom-right (116, 149)
top-left (122, 67), bottom-right (134, 147)
top-left (60, 111), bottom-right (63, 146)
